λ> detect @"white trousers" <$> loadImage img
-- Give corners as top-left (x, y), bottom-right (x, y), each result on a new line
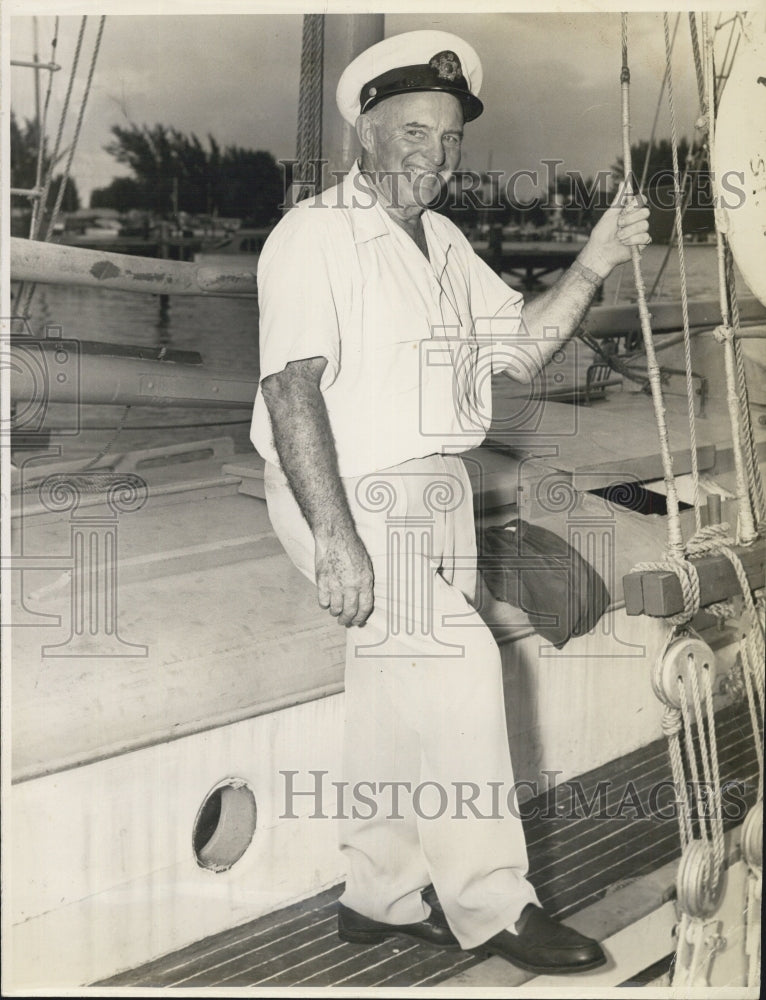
top-left (264, 453), bottom-right (538, 948)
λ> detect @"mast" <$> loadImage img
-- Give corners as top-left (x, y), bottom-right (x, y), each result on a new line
top-left (322, 15), bottom-right (385, 184)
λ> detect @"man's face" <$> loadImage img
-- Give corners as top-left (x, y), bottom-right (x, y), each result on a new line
top-left (361, 91), bottom-right (464, 210)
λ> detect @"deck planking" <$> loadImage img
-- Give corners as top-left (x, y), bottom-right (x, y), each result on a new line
top-left (98, 701), bottom-right (758, 988)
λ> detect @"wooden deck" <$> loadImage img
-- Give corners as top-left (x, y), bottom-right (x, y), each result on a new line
top-left (98, 702), bottom-right (758, 988)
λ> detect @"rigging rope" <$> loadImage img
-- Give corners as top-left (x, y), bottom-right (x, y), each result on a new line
top-left (662, 703), bottom-right (693, 847)
top-left (663, 12), bottom-right (702, 533)
top-left (725, 248), bottom-right (766, 528)
top-left (44, 15), bottom-right (106, 243)
top-left (294, 14), bottom-right (325, 203)
top-left (18, 17), bottom-right (106, 320)
top-left (30, 15), bottom-right (86, 242)
top-left (14, 17), bottom-right (61, 316)
top-left (30, 16), bottom-right (59, 236)
top-left (613, 13), bottom-right (680, 305)
top-left (647, 11), bottom-right (747, 307)
top-left (624, 12), bottom-right (764, 982)
top-left (620, 13), bottom-right (685, 556)
top-left (644, 11), bottom-right (706, 304)
top-left (702, 12), bottom-right (758, 546)
top-left (740, 639), bottom-right (764, 791)
top-left (688, 12), bottom-right (706, 113)
top-left (646, 143), bottom-right (707, 302)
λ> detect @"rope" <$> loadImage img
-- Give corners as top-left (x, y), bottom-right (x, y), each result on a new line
top-left (294, 14), bottom-right (325, 202)
top-left (635, 13), bottom-right (764, 976)
top-left (748, 597), bottom-right (766, 712)
top-left (14, 17), bottom-right (61, 316)
top-left (639, 526), bottom-right (762, 925)
top-left (726, 249), bottom-right (766, 527)
top-left (611, 13), bottom-right (679, 306)
top-left (30, 16), bottom-right (59, 236)
top-left (30, 15), bottom-right (86, 242)
top-left (640, 13), bottom-right (680, 195)
top-left (620, 12), bottom-right (685, 556)
top-left (20, 16), bottom-right (92, 318)
top-left (646, 12), bottom-right (711, 303)
top-left (656, 640), bottom-right (727, 923)
top-left (688, 12), bottom-right (706, 113)
top-left (694, 662), bottom-right (725, 878)
top-left (740, 641), bottom-right (764, 795)
top-left (647, 143), bottom-right (707, 301)
top-left (715, 13), bottom-right (743, 99)
top-left (677, 676), bottom-right (708, 837)
top-left (702, 12), bottom-right (757, 546)
top-left (634, 556), bottom-right (700, 626)
top-left (664, 12), bottom-right (702, 533)
top-left (646, 11), bottom-right (732, 307)
top-left (712, 319), bottom-right (756, 546)
top-left (648, 522), bottom-right (766, 639)
top-left (77, 405), bottom-right (132, 472)
top-left (663, 704), bottom-right (694, 846)
top-left (44, 15), bottom-right (105, 243)
top-left (575, 328), bottom-right (651, 387)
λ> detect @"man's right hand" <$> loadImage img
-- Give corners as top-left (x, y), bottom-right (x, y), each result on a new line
top-left (315, 529), bottom-right (375, 628)
top-left (262, 357), bottom-right (374, 628)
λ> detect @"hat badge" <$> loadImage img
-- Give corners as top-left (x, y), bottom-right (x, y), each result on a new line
top-left (428, 50), bottom-right (462, 82)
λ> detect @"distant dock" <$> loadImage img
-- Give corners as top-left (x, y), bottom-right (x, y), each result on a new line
top-left (472, 239), bottom-right (583, 291)
top-left (53, 233), bottom-right (203, 260)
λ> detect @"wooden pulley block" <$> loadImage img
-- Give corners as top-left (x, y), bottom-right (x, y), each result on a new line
top-left (677, 840), bottom-right (725, 918)
top-left (742, 806), bottom-right (763, 870)
top-left (652, 635), bottom-right (716, 711)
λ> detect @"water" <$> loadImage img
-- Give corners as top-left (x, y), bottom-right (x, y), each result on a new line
top-left (19, 281), bottom-right (261, 458)
top-left (599, 241), bottom-right (732, 304)
top-left (17, 242), bottom-right (734, 461)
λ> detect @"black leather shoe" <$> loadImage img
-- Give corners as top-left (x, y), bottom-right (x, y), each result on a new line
top-left (338, 901), bottom-right (460, 950)
top-left (475, 904), bottom-right (607, 974)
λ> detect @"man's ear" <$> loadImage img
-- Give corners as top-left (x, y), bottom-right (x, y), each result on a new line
top-left (356, 114), bottom-right (375, 154)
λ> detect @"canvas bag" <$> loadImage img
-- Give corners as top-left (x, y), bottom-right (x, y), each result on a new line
top-left (478, 518), bottom-right (611, 648)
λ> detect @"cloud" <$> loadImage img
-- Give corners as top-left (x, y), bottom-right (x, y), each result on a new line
top-left (9, 11), bottom-right (704, 205)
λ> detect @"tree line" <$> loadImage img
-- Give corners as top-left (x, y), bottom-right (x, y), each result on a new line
top-left (440, 137), bottom-right (713, 239)
top-left (10, 112), bottom-right (81, 214)
top-left (91, 123), bottom-right (286, 225)
top-left (11, 114), bottom-right (713, 237)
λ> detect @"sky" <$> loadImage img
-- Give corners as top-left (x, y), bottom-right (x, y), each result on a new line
top-left (7, 7), bottom-right (711, 207)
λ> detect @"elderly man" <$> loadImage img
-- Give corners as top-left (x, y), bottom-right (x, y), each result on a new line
top-left (251, 29), bottom-right (650, 974)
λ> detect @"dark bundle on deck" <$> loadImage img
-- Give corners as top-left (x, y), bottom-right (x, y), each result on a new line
top-left (479, 519), bottom-right (611, 648)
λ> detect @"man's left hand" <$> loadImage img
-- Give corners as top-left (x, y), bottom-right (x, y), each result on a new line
top-left (577, 180), bottom-right (652, 279)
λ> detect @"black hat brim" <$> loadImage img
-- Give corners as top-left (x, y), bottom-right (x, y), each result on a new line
top-left (362, 85), bottom-right (484, 123)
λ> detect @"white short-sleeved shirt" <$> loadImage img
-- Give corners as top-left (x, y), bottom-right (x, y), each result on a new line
top-left (251, 162), bottom-right (533, 478)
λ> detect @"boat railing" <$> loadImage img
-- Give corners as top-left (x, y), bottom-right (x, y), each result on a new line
top-left (11, 236), bottom-right (258, 298)
top-left (9, 237), bottom-right (260, 411)
top-left (9, 237), bottom-right (766, 415)
top-left (14, 235), bottom-right (766, 324)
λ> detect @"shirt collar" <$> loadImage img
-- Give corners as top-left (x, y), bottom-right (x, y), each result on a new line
top-left (337, 161), bottom-right (392, 244)
top-left (337, 162), bottom-right (447, 266)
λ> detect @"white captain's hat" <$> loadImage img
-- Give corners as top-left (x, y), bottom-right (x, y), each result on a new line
top-left (336, 29), bottom-right (484, 126)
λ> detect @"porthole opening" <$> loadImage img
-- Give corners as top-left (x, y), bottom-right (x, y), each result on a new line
top-left (193, 780), bottom-right (257, 872)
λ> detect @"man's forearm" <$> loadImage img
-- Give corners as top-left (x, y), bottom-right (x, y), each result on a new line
top-left (516, 181), bottom-right (651, 371)
top-left (262, 365), bottom-right (355, 542)
top-left (519, 250), bottom-right (608, 369)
